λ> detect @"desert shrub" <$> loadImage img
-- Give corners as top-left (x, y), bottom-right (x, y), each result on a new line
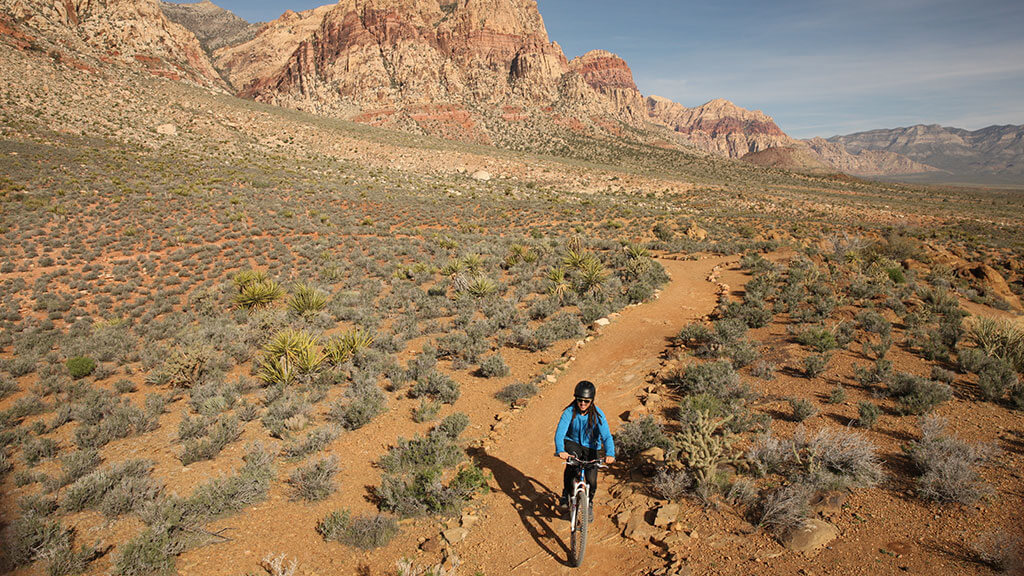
top-left (652, 468), bottom-right (692, 501)
top-left (66, 357), bottom-right (96, 379)
top-left (287, 456), bottom-right (339, 501)
top-left (379, 434), bottom-right (463, 476)
top-left (930, 365), bottom-right (957, 384)
top-left (748, 427), bottom-right (883, 490)
top-left (1011, 383), bottom-right (1024, 410)
top-left (114, 378), bottom-right (137, 394)
top-left (179, 416), bottom-right (241, 465)
top-left (21, 436), bottom-right (58, 466)
top-left (803, 352), bottom-right (831, 378)
top-left (434, 413), bottom-right (469, 440)
top-left (788, 398), bottom-right (818, 422)
top-left (475, 353), bottom-right (509, 378)
top-left (412, 399), bottom-right (441, 422)
top-left (5, 512), bottom-right (74, 568)
top-left (114, 444), bottom-right (274, 576)
top-left (664, 360), bottom-right (751, 404)
top-left (330, 375), bottom-right (387, 430)
top-left (971, 531), bottom-right (1022, 573)
top-left (494, 381), bottom-right (537, 403)
top-left (62, 459), bottom-right (154, 513)
top-left (854, 358), bottom-right (893, 388)
top-left (317, 509), bottom-right (399, 549)
top-left (958, 346), bottom-right (993, 374)
top-left (750, 360), bottom-right (776, 380)
top-left (826, 385), bottom-right (846, 404)
top-left (613, 415), bottom-right (671, 459)
top-left (754, 482), bottom-right (813, 533)
top-left (906, 415), bottom-right (991, 504)
top-left (856, 402), bottom-right (881, 429)
top-left (281, 427), bottom-right (338, 460)
top-left (100, 474), bottom-right (162, 518)
top-left (324, 329), bottom-right (374, 365)
top-left (977, 360), bottom-right (1018, 401)
top-left (1, 377), bottom-right (19, 399)
top-left (409, 371), bottom-right (460, 404)
top-left (1, 450), bottom-right (12, 478)
top-left (177, 413), bottom-right (209, 442)
top-left (889, 372), bottom-right (952, 415)
top-left (794, 326), bottom-right (838, 352)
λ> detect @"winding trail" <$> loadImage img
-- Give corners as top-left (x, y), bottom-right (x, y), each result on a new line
top-left (460, 256), bottom-right (737, 575)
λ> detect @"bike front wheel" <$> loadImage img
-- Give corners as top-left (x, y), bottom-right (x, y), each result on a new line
top-left (570, 496), bottom-right (589, 566)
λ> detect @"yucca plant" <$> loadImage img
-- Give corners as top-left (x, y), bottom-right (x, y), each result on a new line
top-left (546, 267), bottom-right (571, 301)
top-left (576, 255), bottom-right (607, 295)
top-left (288, 283), bottom-right (327, 316)
top-left (233, 269), bottom-right (269, 290)
top-left (625, 243), bottom-right (650, 260)
top-left (325, 329), bottom-right (375, 365)
top-left (563, 248), bottom-right (587, 270)
top-left (463, 276), bottom-right (497, 298)
top-left (461, 254), bottom-right (484, 274)
top-left (440, 259), bottom-right (464, 277)
top-left (265, 329), bottom-right (324, 373)
top-left (967, 317), bottom-right (1024, 372)
top-left (235, 279), bottom-right (284, 310)
top-left (259, 355), bottom-right (297, 386)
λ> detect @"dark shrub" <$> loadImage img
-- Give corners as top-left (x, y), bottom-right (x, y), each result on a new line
top-left (495, 381), bottom-right (538, 403)
top-left (66, 357), bottom-right (96, 379)
top-left (906, 416), bottom-right (991, 504)
top-left (317, 509), bottom-right (399, 549)
top-left (613, 415), bottom-right (670, 459)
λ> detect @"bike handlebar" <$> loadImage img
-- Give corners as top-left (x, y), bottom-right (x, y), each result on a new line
top-left (562, 455), bottom-right (608, 468)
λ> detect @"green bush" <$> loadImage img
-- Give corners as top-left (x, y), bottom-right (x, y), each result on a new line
top-left (613, 415), bottom-right (670, 459)
top-left (889, 372), bottom-right (952, 415)
top-left (476, 353), bottom-right (510, 378)
top-left (317, 509), bottom-right (399, 549)
top-left (856, 402), bottom-right (880, 429)
top-left (789, 398), bottom-right (818, 422)
top-left (66, 357), bottom-right (96, 379)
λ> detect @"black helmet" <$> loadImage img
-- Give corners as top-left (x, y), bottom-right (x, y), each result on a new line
top-left (573, 380), bottom-right (596, 400)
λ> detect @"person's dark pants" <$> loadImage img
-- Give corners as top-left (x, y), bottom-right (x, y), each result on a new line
top-left (562, 440), bottom-right (603, 505)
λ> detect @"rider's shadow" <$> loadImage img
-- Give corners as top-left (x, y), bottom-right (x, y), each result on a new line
top-left (469, 448), bottom-right (573, 567)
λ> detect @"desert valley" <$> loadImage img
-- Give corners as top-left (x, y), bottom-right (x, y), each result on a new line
top-left (0, 1), bottom-right (1022, 575)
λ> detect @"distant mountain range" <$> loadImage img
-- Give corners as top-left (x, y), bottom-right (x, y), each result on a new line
top-left (1, 0), bottom-right (1019, 185)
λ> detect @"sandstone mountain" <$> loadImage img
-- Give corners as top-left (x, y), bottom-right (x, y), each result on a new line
top-left (646, 95), bottom-right (795, 159)
top-left (828, 124), bottom-right (1024, 183)
top-left (0, 0), bottom-right (225, 88)
top-left (159, 0), bottom-right (261, 53)
top-left (802, 137), bottom-right (940, 176)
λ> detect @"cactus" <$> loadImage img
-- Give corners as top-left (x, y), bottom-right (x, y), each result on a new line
top-left (671, 409), bottom-right (739, 485)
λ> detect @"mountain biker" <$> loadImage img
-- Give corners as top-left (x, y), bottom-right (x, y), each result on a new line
top-left (555, 380), bottom-right (615, 521)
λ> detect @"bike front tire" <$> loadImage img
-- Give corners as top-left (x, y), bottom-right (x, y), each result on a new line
top-left (570, 496), bottom-right (589, 567)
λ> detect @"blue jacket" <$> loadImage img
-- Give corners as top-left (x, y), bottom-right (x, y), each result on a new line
top-left (554, 405), bottom-right (615, 458)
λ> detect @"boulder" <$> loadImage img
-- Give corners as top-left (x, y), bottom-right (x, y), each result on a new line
top-left (471, 170), bottom-right (492, 181)
top-left (441, 527), bottom-right (468, 544)
top-left (156, 123), bottom-right (177, 135)
top-left (653, 503), bottom-right (680, 527)
top-left (782, 519), bottom-right (839, 552)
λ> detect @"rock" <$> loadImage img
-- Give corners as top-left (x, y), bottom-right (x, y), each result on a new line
top-left (460, 513), bottom-right (479, 529)
top-left (639, 446), bottom-right (666, 465)
top-left (783, 519), bottom-right (839, 552)
top-left (441, 527), bottom-right (468, 544)
top-left (594, 317), bottom-right (611, 327)
top-left (623, 510), bottom-right (657, 542)
top-left (647, 96), bottom-right (794, 159)
top-left (156, 123), bottom-right (177, 135)
top-left (470, 170), bottom-right (492, 181)
top-left (810, 491), bottom-right (848, 519)
top-left (420, 537), bottom-right (440, 553)
top-left (654, 503), bottom-right (680, 527)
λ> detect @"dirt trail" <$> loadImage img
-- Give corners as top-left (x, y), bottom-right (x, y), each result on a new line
top-left (460, 256), bottom-right (738, 575)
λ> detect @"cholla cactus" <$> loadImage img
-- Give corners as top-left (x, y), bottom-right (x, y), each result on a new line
top-left (672, 409), bottom-right (739, 485)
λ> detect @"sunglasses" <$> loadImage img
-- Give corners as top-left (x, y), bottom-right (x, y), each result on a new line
top-left (575, 398), bottom-right (592, 404)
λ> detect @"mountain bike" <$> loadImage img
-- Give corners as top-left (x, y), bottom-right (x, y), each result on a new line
top-left (564, 455), bottom-right (607, 567)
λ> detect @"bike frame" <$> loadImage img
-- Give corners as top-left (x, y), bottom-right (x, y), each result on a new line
top-left (565, 456), bottom-right (605, 531)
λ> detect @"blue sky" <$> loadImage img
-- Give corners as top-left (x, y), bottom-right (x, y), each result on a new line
top-left (171, 0), bottom-right (1024, 138)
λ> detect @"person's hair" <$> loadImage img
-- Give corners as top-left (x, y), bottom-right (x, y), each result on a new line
top-left (565, 398), bottom-right (601, 438)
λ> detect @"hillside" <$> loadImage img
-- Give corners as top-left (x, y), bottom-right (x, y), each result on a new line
top-left (829, 124), bottom-right (1024, 185)
top-left (1, 3), bottom-right (1023, 576)
top-left (159, 0), bottom-right (261, 53)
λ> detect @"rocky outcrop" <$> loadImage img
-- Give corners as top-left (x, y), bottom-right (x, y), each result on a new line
top-left (828, 124), bottom-right (1024, 182)
top-left (646, 96), bottom-right (794, 158)
top-left (241, 0), bottom-right (570, 114)
top-left (741, 145), bottom-right (834, 174)
top-left (211, 4), bottom-right (334, 94)
top-left (567, 50), bottom-right (645, 122)
top-left (0, 0), bottom-right (226, 88)
top-left (803, 137), bottom-right (939, 176)
top-left (159, 0), bottom-right (260, 53)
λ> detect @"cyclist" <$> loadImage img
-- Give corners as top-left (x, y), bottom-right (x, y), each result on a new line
top-left (555, 380), bottom-right (615, 522)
